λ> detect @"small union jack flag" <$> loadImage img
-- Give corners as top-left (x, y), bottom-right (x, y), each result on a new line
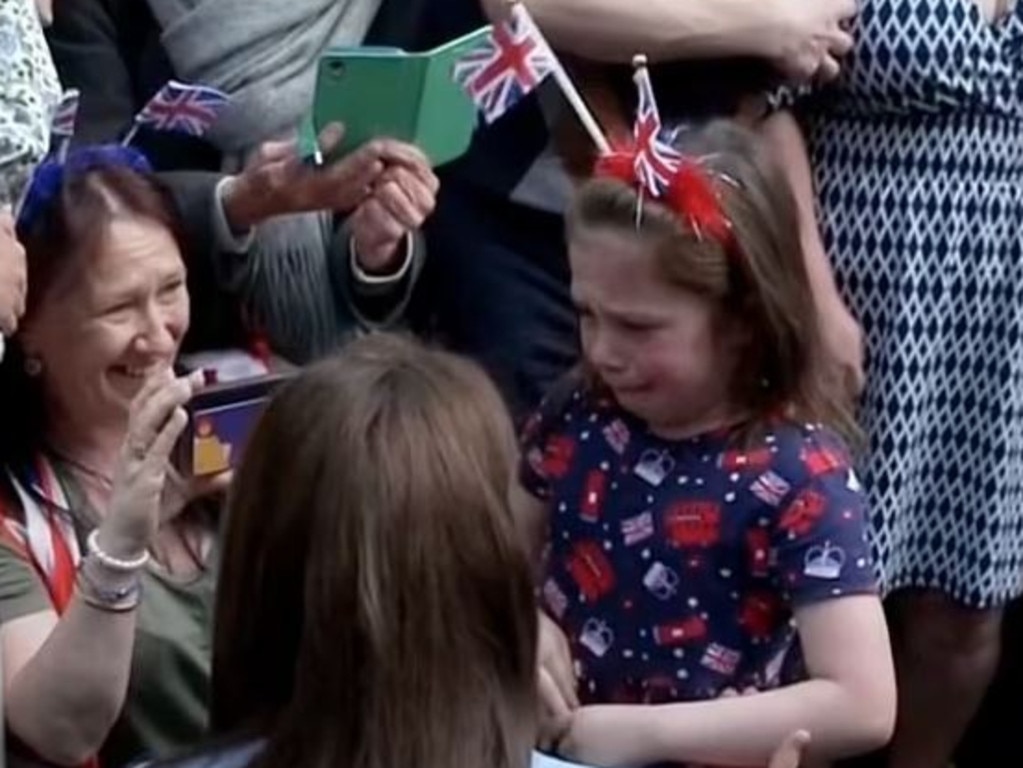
top-left (701, 642), bottom-right (742, 676)
top-left (134, 81), bottom-right (228, 138)
top-left (453, 4), bottom-right (555, 124)
top-left (750, 470), bottom-right (791, 507)
top-left (49, 90), bottom-right (80, 139)
top-left (632, 66), bottom-right (680, 196)
top-left (620, 511), bottom-right (655, 547)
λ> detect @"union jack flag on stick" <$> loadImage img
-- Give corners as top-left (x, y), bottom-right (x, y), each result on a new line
top-left (454, 1), bottom-right (610, 153)
top-left (49, 89), bottom-right (80, 164)
top-left (122, 81), bottom-right (229, 146)
top-left (631, 55), bottom-right (681, 197)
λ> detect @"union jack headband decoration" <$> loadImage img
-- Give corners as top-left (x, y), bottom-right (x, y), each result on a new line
top-left (593, 55), bottom-right (735, 250)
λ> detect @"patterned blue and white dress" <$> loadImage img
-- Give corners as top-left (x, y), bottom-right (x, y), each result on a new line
top-left (798, 0), bottom-right (1023, 607)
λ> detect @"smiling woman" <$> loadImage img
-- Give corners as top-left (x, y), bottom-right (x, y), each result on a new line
top-left (0, 153), bottom-right (226, 767)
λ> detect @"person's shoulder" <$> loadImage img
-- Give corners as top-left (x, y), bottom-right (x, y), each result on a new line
top-left (757, 420), bottom-right (857, 487)
top-left (531, 752), bottom-right (595, 768)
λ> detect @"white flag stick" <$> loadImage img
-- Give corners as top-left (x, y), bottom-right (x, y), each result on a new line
top-left (511, 1), bottom-right (611, 155)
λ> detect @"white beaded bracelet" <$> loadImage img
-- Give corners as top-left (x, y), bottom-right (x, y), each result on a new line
top-left (87, 529), bottom-right (150, 572)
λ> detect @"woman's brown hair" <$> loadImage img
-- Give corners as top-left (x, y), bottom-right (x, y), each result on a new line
top-left (566, 119), bottom-right (859, 445)
top-left (212, 333), bottom-right (538, 768)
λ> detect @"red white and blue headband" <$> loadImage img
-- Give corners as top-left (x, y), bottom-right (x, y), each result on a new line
top-left (592, 55), bottom-right (737, 251)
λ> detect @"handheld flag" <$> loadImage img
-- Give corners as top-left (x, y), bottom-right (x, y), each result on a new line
top-left (123, 81), bottom-right (229, 145)
top-left (50, 89), bottom-right (81, 164)
top-left (453, 4), bottom-right (555, 124)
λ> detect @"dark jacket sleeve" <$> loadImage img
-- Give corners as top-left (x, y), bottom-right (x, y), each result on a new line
top-left (46, 0), bottom-right (138, 144)
top-left (158, 171), bottom-right (247, 352)
top-left (46, 0), bottom-right (220, 170)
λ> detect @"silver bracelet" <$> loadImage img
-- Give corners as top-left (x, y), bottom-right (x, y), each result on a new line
top-left (87, 529), bottom-right (150, 572)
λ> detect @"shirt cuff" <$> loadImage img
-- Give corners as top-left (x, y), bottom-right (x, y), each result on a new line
top-left (0, 333), bottom-right (5, 363)
top-left (213, 177), bottom-right (256, 254)
top-left (349, 232), bottom-right (415, 287)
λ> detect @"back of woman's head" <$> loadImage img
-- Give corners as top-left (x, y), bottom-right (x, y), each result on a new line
top-left (212, 333), bottom-right (537, 768)
top-left (568, 119), bottom-right (857, 443)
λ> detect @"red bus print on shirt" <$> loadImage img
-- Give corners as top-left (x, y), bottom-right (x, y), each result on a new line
top-left (566, 540), bottom-right (616, 602)
top-left (719, 446), bottom-right (774, 473)
top-left (543, 435), bottom-right (576, 479)
top-left (652, 615), bottom-right (709, 647)
top-left (778, 488), bottom-right (827, 537)
top-left (801, 446), bottom-right (845, 477)
top-left (739, 592), bottom-right (784, 639)
top-left (664, 501), bottom-right (722, 548)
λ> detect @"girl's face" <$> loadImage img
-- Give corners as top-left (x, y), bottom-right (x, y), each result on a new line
top-left (569, 226), bottom-right (742, 438)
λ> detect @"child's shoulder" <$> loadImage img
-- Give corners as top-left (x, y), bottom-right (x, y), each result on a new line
top-left (747, 420), bottom-right (858, 493)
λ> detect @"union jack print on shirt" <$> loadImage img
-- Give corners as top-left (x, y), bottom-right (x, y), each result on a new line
top-left (134, 81), bottom-right (229, 137)
top-left (632, 68), bottom-right (681, 196)
top-left (49, 90), bottom-right (80, 138)
top-left (453, 5), bottom-right (555, 124)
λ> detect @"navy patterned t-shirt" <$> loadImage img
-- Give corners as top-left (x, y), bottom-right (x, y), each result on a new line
top-left (520, 385), bottom-right (877, 706)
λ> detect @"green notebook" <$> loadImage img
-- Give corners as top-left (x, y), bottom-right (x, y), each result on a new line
top-left (300, 26), bottom-right (491, 167)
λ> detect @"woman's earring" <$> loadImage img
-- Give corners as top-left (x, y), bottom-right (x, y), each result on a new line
top-left (24, 356), bottom-right (43, 377)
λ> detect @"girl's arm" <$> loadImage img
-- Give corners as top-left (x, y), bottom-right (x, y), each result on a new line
top-left (559, 594), bottom-right (896, 766)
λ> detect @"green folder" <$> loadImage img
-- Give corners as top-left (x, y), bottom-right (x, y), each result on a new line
top-left (300, 26), bottom-right (492, 167)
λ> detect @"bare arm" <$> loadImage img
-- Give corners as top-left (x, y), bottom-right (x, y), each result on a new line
top-left (758, 110), bottom-right (841, 302)
top-left (560, 595), bottom-right (896, 766)
top-left (480, 0), bottom-right (856, 72)
top-left (2, 597), bottom-right (137, 765)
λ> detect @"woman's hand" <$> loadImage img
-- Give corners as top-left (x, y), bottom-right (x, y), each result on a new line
top-left (222, 123), bottom-right (434, 231)
top-left (767, 0), bottom-right (857, 82)
top-left (98, 370), bottom-right (202, 557)
top-left (351, 160), bottom-right (439, 275)
top-left (0, 209), bottom-right (27, 335)
top-left (537, 611), bottom-right (579, 749)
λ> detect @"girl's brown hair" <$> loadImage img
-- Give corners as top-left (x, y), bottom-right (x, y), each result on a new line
top-left (212, 333), bottom-right (538, 768)
top-left (566, 119), bottom-right (858, 444)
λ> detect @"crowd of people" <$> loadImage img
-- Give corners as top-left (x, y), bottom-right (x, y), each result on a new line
top-left (0, 0), bottom-right (1020, 767)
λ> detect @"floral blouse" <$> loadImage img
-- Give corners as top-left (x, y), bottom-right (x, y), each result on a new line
top-left (0, 0), bottom-right (60, 207)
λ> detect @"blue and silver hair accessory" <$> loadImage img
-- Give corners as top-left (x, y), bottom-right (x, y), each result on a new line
top-left (16, 144), bottom-right (152, 235)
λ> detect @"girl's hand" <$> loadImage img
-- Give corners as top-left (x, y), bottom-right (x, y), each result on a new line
top-left (537, 611), bottom-right (579, 749)
top-left (100, 370), bottom-right (202, 557)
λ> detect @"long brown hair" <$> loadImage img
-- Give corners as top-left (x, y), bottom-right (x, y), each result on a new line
top-left (212, 333), bottom-right (538, 768)
top-left (566, 119), bottom-right (859, 445)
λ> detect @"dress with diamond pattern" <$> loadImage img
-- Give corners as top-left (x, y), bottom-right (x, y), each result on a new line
top-left (798, 0), bottom-right (1023, 607)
